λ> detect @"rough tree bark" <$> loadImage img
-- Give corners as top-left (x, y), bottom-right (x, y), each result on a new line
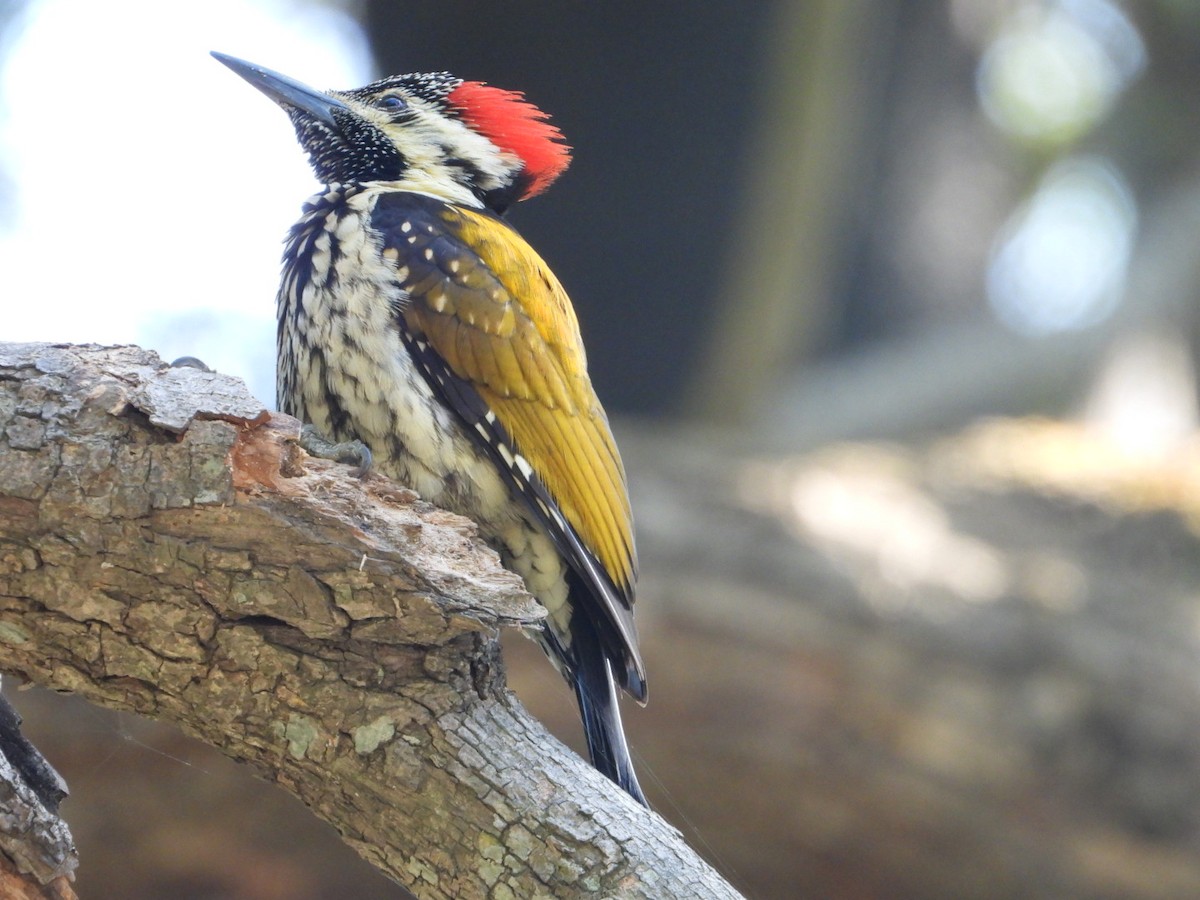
top-left (0, 691), bottom-right (76, 899)
top-left (0, 342), bottom-right (740, 900)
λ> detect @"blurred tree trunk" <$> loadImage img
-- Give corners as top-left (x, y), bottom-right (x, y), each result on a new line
top-left (689, 0), bottom-right (896, 423)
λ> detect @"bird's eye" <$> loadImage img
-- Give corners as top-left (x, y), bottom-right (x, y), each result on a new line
top-left (378, 95), bottom-right (408, 112)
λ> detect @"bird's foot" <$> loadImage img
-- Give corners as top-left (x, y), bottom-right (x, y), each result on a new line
top-left (299, 424), bottom-right (373, 478)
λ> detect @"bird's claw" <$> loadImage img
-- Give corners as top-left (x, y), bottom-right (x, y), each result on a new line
top-left (299, 424), bottom-right (373, 478)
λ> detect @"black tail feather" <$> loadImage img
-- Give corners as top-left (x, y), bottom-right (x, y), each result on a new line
top-left (571, 623), bottom-right (647, 807)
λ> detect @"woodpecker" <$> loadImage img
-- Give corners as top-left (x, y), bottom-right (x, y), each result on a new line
top-left (213, 53), bottom-right (647, 805)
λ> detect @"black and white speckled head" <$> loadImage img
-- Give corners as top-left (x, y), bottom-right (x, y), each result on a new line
top-left (213, 53), bottom-right (570, 212)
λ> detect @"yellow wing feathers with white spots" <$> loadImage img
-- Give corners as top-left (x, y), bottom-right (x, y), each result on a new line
top-left (379, 196), bottom-right (637, 602)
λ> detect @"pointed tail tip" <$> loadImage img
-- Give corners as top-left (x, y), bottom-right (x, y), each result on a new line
top-left (598, 730), bottom-right (648, 808)
top-left (621, 765), bottom-right (649, 808)
top-left (573, 649), bottom-right (650, 808)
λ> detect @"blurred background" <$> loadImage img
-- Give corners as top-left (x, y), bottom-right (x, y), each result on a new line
top-left (4, 1), bottom-right (1200, 897)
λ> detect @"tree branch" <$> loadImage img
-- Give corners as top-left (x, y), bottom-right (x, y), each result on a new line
top-left (0, 691), bottom-right (76, 899)
top-left (0, 342), bottom-right (739, 899)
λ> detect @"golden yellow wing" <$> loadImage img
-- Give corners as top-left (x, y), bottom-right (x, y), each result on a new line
top-left (371, 191), bottom-right (643, 694)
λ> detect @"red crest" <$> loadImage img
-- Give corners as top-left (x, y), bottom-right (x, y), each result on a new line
top-left (448, 81), bottom-right (571, 198)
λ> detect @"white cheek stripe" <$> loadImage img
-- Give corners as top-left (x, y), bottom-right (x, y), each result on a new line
top-left (361, 97), bottom-right (523, 208)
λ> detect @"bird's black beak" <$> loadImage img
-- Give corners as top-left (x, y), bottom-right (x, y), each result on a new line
top-left (211, 52), bottom-right (349, 128)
